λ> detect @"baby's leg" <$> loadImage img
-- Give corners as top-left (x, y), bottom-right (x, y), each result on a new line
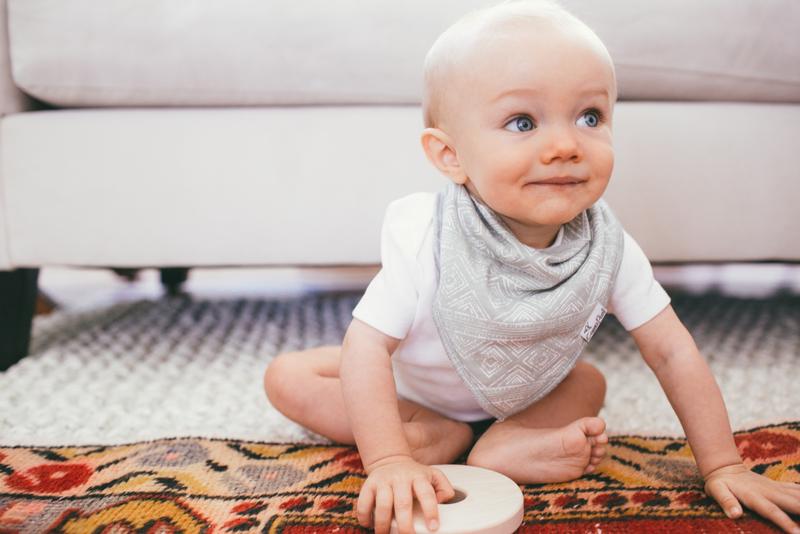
top-left (467, 360), bottom-right (608, 484)
top-left (264, 346), bottom-right (473, 465)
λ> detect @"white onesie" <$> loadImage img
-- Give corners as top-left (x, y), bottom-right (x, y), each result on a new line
top-left (352, 192), bottom-right (671, 422)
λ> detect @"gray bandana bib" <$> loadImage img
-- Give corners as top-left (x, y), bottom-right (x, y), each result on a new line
top-left (432, 183), bottom-right (624, 420)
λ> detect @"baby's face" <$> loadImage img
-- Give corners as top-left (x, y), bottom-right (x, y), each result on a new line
top-left (442, 23), bottom-right (616, 242)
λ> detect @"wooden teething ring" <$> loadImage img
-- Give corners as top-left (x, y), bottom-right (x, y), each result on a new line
top-left (389, 464), bottom-right (524, 534)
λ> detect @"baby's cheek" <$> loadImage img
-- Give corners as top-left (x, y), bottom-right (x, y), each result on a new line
top-left (593, 144), bottom-right (614, 180)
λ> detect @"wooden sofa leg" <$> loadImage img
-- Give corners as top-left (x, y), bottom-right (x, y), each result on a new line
top-left (0, 268), bottom-right (39, 371)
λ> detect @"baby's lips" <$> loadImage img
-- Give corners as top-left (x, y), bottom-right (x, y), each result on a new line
top-left (531, 175), bottom-right (587, 185)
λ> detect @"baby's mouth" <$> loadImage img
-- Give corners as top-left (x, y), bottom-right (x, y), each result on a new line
top-left (531, 182), bottom-right (582, 186)
top-left (525, 175), bottom-right (586, 188)
top-left (531, 176), bottom-right (587, 186)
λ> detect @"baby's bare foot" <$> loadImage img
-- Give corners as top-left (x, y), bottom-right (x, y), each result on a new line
top-left (520, 416), bottom-right (608, 482)
top-left (469, 416), bottom-right (608, 484)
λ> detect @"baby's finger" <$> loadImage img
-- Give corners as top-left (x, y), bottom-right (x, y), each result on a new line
top-left (769, 489), bottom-right (800, 517)
top-left (374, 486), bottom-right (394, 534)
top-left (738, 492), bottom-right (800, 534)
top-left (705, 479), bottom-right (742, 518)
top-left (781, 481), bottom-right (800, 494)
top-left (431, 467), bottom-right (455, 503)
top-left (413, 477), bottom-right (441, 531)
top-left (393, 483), bottom-right (415, 534)
top-left (356, 484), bottom-right (376, 528)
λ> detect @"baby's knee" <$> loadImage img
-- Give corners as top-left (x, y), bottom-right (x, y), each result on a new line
top-left (263, 353), bottom-right (303, 408)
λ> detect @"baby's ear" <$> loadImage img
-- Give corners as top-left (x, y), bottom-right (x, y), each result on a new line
top-left (420, 128), bottom-right (467, 185)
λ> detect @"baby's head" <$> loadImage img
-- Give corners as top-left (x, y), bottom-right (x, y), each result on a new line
top-left (421, 0), bottom-right (618, 247)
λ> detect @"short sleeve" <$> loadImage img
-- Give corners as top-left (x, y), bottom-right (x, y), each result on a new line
top-left (352, 194), bottom-right (434, 339)
top-left (607, 231), bottom-right (671, 331)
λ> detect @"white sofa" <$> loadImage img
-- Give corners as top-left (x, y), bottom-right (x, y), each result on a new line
top-left (1, 0), bottom-right (798, 369)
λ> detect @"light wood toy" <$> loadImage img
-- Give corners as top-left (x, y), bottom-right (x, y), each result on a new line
top-left (389, 464), bottom-right (524, 534)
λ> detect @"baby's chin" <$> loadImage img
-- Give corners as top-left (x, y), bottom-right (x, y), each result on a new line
top-left (498, 210), bottom-right (582, 239)
top-left (523, 202), bottom-right (590, 226)
top-left (525, 214), bottom-right (581, 228)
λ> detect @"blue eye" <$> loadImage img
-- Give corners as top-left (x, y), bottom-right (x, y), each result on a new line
top-left (577, 109), bottom-right (603, 128)
top-left (504, 115), bottom-right (535, 132)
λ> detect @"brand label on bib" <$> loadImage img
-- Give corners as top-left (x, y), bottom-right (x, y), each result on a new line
top-left (580, 303), bottom-right (607, 342)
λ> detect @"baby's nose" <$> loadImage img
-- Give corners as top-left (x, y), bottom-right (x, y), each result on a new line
top-left (539, 126), bottom-right (580, 162)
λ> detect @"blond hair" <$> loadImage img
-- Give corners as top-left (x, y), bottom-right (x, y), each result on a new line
top-left (422, 0), bottom-right (615, 129)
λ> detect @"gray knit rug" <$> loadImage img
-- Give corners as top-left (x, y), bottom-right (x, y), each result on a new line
top-left (0, 291), bottom-right (797, 446)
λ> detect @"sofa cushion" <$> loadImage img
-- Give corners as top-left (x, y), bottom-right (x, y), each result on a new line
top-left (1, 103), bottom-right (798, 268)
top-left (8, 0), bottom-right (799, 107)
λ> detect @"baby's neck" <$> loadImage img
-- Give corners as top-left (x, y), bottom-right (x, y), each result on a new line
top-left (500, 216), bottom-right (561, 249)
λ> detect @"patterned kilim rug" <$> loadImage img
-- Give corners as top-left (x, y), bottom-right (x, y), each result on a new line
top-left (1, 422), bottom-right (798, 532)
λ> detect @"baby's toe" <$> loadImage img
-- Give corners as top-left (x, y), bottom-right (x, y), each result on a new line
top-left (578, 417), bottom-right (606, 438)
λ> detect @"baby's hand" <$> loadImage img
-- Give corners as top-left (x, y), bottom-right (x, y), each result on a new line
top-left (357, 455), bottom-right (454, 534)
top-left (704, 463), bottom-right (800, 533)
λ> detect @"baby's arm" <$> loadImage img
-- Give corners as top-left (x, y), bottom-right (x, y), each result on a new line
top-left (630, 305), bottom-right (800, 533)
top-left (339, 319), bottom-right (453, 534)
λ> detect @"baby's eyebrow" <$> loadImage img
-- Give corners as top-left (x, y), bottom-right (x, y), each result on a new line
top-left (490, 87), bottom-right (609, 103)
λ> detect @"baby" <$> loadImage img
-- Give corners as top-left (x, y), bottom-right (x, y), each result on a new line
top-left (264, 1), bottom-right (800, 533)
